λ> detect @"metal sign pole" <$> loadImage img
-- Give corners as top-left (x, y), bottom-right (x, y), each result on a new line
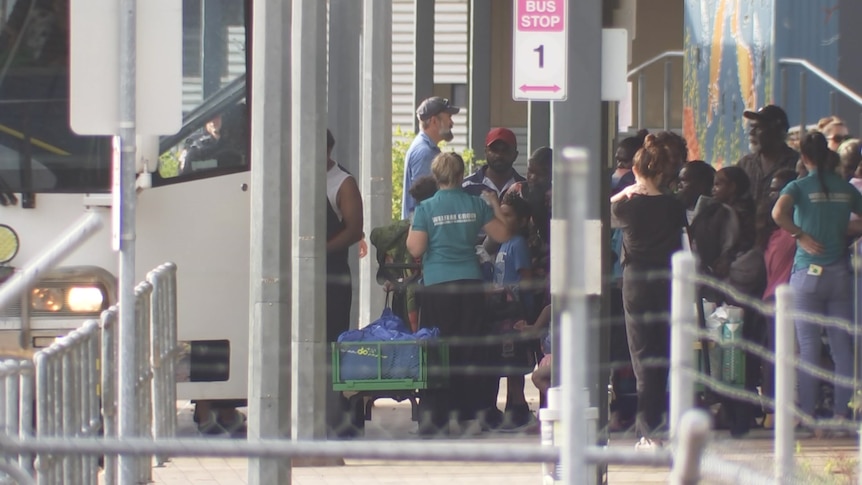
top-left (248, 0), bottom-right (293, 482)
top-left (117, 0), bottom-right (138, 483)
top-left (291, 0), bottom-right (328, 442)
top-left (561, 148), bottom-right (589, 485)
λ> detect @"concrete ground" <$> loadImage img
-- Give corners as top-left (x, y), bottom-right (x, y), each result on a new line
top-left (144, 382), bottom-right (861, 485)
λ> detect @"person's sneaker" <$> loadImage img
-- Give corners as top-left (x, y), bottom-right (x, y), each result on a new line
top-left (498, 409), bottom-right (538, 433)
top-left (415, 422), bottom-right (450, 439)
top-left (477, 407), bottom-right (504, 432)
top-left (217, 410), bottom-right (247, 438)
top-left (197, 411), bottom-right (225, 436)
top-left (634, 437), bottom-right (663, 450)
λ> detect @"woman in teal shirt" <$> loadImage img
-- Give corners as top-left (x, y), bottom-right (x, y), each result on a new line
top-left (773, 131), bottom-right (862, 427)
top-left (407, 152), bottom-right (510, 436)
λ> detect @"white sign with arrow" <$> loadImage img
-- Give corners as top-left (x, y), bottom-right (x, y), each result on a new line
top-left (512, 0), bottom-right (567, 101)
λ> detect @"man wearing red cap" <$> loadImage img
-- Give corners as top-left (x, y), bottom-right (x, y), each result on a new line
top-left (463, 127), bottom-right (526, 199)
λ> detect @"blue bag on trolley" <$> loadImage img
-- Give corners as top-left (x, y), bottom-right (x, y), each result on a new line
top-left (337, 307), bottom-right (439, 381)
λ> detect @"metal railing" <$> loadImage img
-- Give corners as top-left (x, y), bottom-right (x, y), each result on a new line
top-left (0, 262), bottom-right (180, 484)
top-left (779, 57), bottom-right (862, 133)
top-left (0, 359), bottom-right (34, 485)
top-left (667, 249), bottom-right (862, 484)
top-left (34, 321), bottom-right (102, 484)
top-left (0, 152), bottom-right (718, 485)
top-left (147, 263), bottom-right (179, 467)
top-left (627, 50), bottom-right (684, 132)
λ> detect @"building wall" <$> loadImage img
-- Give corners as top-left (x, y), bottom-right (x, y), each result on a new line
top-left (489, 0), bottom-right (529, 163)
top-left (627, 0), bottom-right (684, 133)
top-left (392, 0), bottom-right (470, 154)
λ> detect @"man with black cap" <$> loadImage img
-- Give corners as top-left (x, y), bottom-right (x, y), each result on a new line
top-left (401, 96), bottom-right (460, 219)
top-left (463, 127), bottom-right (526, 199)
top-left (736, 104), bottom-right (799, 205)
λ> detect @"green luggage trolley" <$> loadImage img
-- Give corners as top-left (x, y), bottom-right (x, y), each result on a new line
top-left (332, 340), bottom-right (449, 435)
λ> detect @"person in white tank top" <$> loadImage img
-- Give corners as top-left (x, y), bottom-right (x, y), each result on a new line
top-left (325, 129), bottom-right (364, 437)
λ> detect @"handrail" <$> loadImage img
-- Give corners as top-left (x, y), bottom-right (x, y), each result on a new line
top-left (625, 50), bottom-right (684, 131)
top-left (627, 50), bottom-right (683, 79)
top-left (778, 58), bottom-right (862, 107)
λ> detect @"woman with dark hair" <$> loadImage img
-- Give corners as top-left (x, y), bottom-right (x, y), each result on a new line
top-left (611, 134), bottom-right (686, 448)
top-left (677, 160), bottom-right (716, 224)
top-left (689, 166), bottom-right (758, 287)
top-left (689, 165), bottom-right (764, 437)
top-left (608, 129), bottom-right (647, 429)
top-left (612, 129), bottom-right (649, 195)
top-left (755, 168), bottom-right (797, 428)
top-left (773, 131), bottom-right (862, 429)
top-left (654, 131), bottom-right (689, 190)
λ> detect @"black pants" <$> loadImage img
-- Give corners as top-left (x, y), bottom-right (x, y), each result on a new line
top-left (326, 268), bottom-right (352, 343)
top-left (622, 265), bottom-right (670, 439)
top-left (326, 267), bottom-right (352, 436)
top-left (418, 279), bottom-right (491, 429)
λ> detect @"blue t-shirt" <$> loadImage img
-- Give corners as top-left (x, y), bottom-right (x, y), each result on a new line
top-left (411, 188), bottom-right (494, 285)
top-left (401, 132), bottom-right (440, 219)
top-left (781, 170), bottom-right (862, 271)
top-left (493, 235), bottom-right (530, 286)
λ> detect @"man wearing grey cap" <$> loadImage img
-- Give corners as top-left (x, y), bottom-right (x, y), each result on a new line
top-left (401, 96), bottom-right (460, 219)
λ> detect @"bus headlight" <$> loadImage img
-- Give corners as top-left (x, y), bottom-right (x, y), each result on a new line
top-left (31, 286), bottom-right (107, 313)
top-left (31, 288), bottom-right (64, 312)
top-left (66, 287), bottom-right (105, 312)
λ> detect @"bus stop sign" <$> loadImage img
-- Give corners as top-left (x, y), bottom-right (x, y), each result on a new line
top-left (70, 0), bottom-right (182, 135)
top-left (512, 0), bottom-right (567, 101)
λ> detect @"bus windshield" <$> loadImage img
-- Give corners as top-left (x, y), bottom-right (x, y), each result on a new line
top-left (0, 0), bottom-right (248, 194)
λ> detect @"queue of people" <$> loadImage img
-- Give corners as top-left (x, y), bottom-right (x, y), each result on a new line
top-left (610, 104), bottom-right (862, 447)
top-left (176, 90), bottom-right (862, 448)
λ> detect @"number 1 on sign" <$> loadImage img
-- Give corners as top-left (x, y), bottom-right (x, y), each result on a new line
top-left (533, 44), bottom-right (544, 68)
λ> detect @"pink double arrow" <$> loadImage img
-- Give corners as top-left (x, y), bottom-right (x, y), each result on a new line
top-left (519, 84), bottom-right (561, 92)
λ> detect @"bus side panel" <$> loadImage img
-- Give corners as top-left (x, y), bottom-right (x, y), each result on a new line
top-left (136, 172), bottom-right (250, 400)
top-left (0, 195), bottom-right (113, 269)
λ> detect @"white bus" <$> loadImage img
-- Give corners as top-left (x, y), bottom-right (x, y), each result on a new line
top-left (0, 0), bottom-right (252, 407)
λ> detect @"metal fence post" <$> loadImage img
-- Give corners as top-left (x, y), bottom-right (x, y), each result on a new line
top-left (102, 307), bottom-right (119, 485)
top-left (135, 281), bottom-right (154, 483)
top-left (775, 285), bottom-right (795, 482)
top-left (663, 60), bottom-right (672, 131)
top-left (668, 410), bottom-right (711, 485)
top-left (148, 267), bottom-right (168, 466)
top-left (148, 263), bottom-right (179, 467)
top-left (637, 72), bottom-right (645, 130)
top-left (799, 71), bottom-right (807, 133)
top-left (561, 147), bottom-right (589, 485)
top-left (19, 360), bottom-right (34, 478)
top-left (670, 251), bottom-right (697, 441)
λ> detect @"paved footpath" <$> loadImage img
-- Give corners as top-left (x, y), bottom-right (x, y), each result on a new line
top-left (147, 398), bottom-right (860, 485)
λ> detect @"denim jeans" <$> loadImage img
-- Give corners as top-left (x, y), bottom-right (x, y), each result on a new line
top-left (790, 260), bottom-right (855, 419)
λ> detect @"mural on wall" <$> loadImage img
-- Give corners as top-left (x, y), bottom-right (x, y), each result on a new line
top-left (683, 0), bottom-right (773, 167)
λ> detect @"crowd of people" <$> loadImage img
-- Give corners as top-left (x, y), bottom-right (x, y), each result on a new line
top-left (323, 95), bottom-right (862, 446)
top-left (401, 97), bottom-right (554, 436)
top-left (610, 105), bottom-right (862, 448)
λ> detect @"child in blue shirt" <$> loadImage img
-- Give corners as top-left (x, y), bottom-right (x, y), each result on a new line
top-left (494, 197), bottom-right (533, 301)
top-left (490, 197), bottom-right (536, 431)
